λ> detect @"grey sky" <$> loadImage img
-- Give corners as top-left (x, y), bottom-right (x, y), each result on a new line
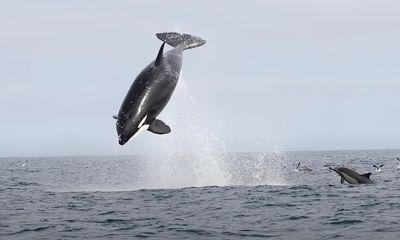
top-left (1, 0), bottom-right (400, 157)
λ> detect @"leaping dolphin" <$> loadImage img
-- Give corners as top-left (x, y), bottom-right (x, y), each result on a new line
top-left (329, 167), bottom-right (374, 184)
top-left (114, 32), bottom-right (206, 145)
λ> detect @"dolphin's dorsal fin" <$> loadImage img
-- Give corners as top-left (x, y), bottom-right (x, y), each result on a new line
top-left (148, 119), bottom-right (171, 135)
top-left (361, 173), bottom-right (372, 179)
top-left (155, 42), bottom-right (165, 66)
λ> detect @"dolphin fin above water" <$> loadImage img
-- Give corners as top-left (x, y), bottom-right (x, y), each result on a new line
top-left (155, 42), bottom-right (165, 66)
top-left (361, 173), bottom-right (372, 179)
top-left (148, 119), bottom-right (171, 134)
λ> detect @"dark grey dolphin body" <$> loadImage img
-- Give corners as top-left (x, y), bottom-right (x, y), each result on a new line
top-left (115, 32), bottom-right (206, 145)
top-left (329, 167), bottom-right (374, 184)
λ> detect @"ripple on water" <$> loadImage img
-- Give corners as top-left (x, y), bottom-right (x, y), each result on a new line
top-left (104, 218), bottom-right (129, 223)
top-left (11, 226), bottom-right (51, 235)
top-left (2, 151), bottom-right (400, 240)
top-left (288, 215), bottom-right (309, 220)
top-left (329, 219), bottom-right (363, 225)
top-left (98, 210), bottom-right (117, 215)
top-left (221, 231), bottom-right (277, 238)
top-left (11, 181), bottom-right (40, 187)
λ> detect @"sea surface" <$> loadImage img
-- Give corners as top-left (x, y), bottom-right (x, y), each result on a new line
top-left (1, 150), bottom-right (400, 239)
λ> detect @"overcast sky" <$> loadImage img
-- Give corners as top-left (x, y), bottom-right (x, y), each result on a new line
top-left (1, 0), bottom-right (400, 157)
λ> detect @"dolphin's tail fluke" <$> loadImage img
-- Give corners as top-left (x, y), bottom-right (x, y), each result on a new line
top-left (156, 32), bottom-right (206, 50)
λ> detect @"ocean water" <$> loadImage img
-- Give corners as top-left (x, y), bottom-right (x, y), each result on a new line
top-left (1, 150), bottom-right (400, 239)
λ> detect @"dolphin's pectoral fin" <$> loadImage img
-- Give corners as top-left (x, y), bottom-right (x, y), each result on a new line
top-left (361, 173), bottom-right (372, 179)
top-left (340, 178), bottom-right (345, 184)
top-left (148, 119), bottom-right (171, 134)
top-left (112, 115), bottom-right (118, 120)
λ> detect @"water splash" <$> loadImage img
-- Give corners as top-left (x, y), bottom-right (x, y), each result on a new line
top-left (139, 75), bottom-right (229, 189)
top-left (112, 74), bottom-right (291, 189)
top-left (225, 111), bottom-right (291, 186)
top-left (134, 76), bottom-right (293, 188)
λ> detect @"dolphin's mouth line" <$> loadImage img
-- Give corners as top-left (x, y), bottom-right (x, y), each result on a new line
top-left (328, 167), bottom-right (340, 175)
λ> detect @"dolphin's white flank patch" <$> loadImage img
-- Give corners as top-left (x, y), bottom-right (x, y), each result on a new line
top-left (138, 115), bottom-right (148, 129)
top-left (132, 124), bottom-right (150, 139)
top-left (341, 172), bottom-right (358, 184)
top-left (137, 92), bottom-right (149, 114)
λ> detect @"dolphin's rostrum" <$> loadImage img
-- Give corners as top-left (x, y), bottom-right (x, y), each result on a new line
top-left (115, 32), bottom-right (206, 145)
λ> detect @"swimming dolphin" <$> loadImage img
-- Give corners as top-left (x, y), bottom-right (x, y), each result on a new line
top-left (372, 164), bottom-right (383, 172)
top-left (295, 162), bottom-right (312, 172)
top-left (329, 167), bottom-right (374, 184)
top-left (114, 32), bottom-right (206, 145)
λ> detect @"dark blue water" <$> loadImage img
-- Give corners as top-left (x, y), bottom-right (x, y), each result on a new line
top-left (1, 150), bottom-right (400, 239)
